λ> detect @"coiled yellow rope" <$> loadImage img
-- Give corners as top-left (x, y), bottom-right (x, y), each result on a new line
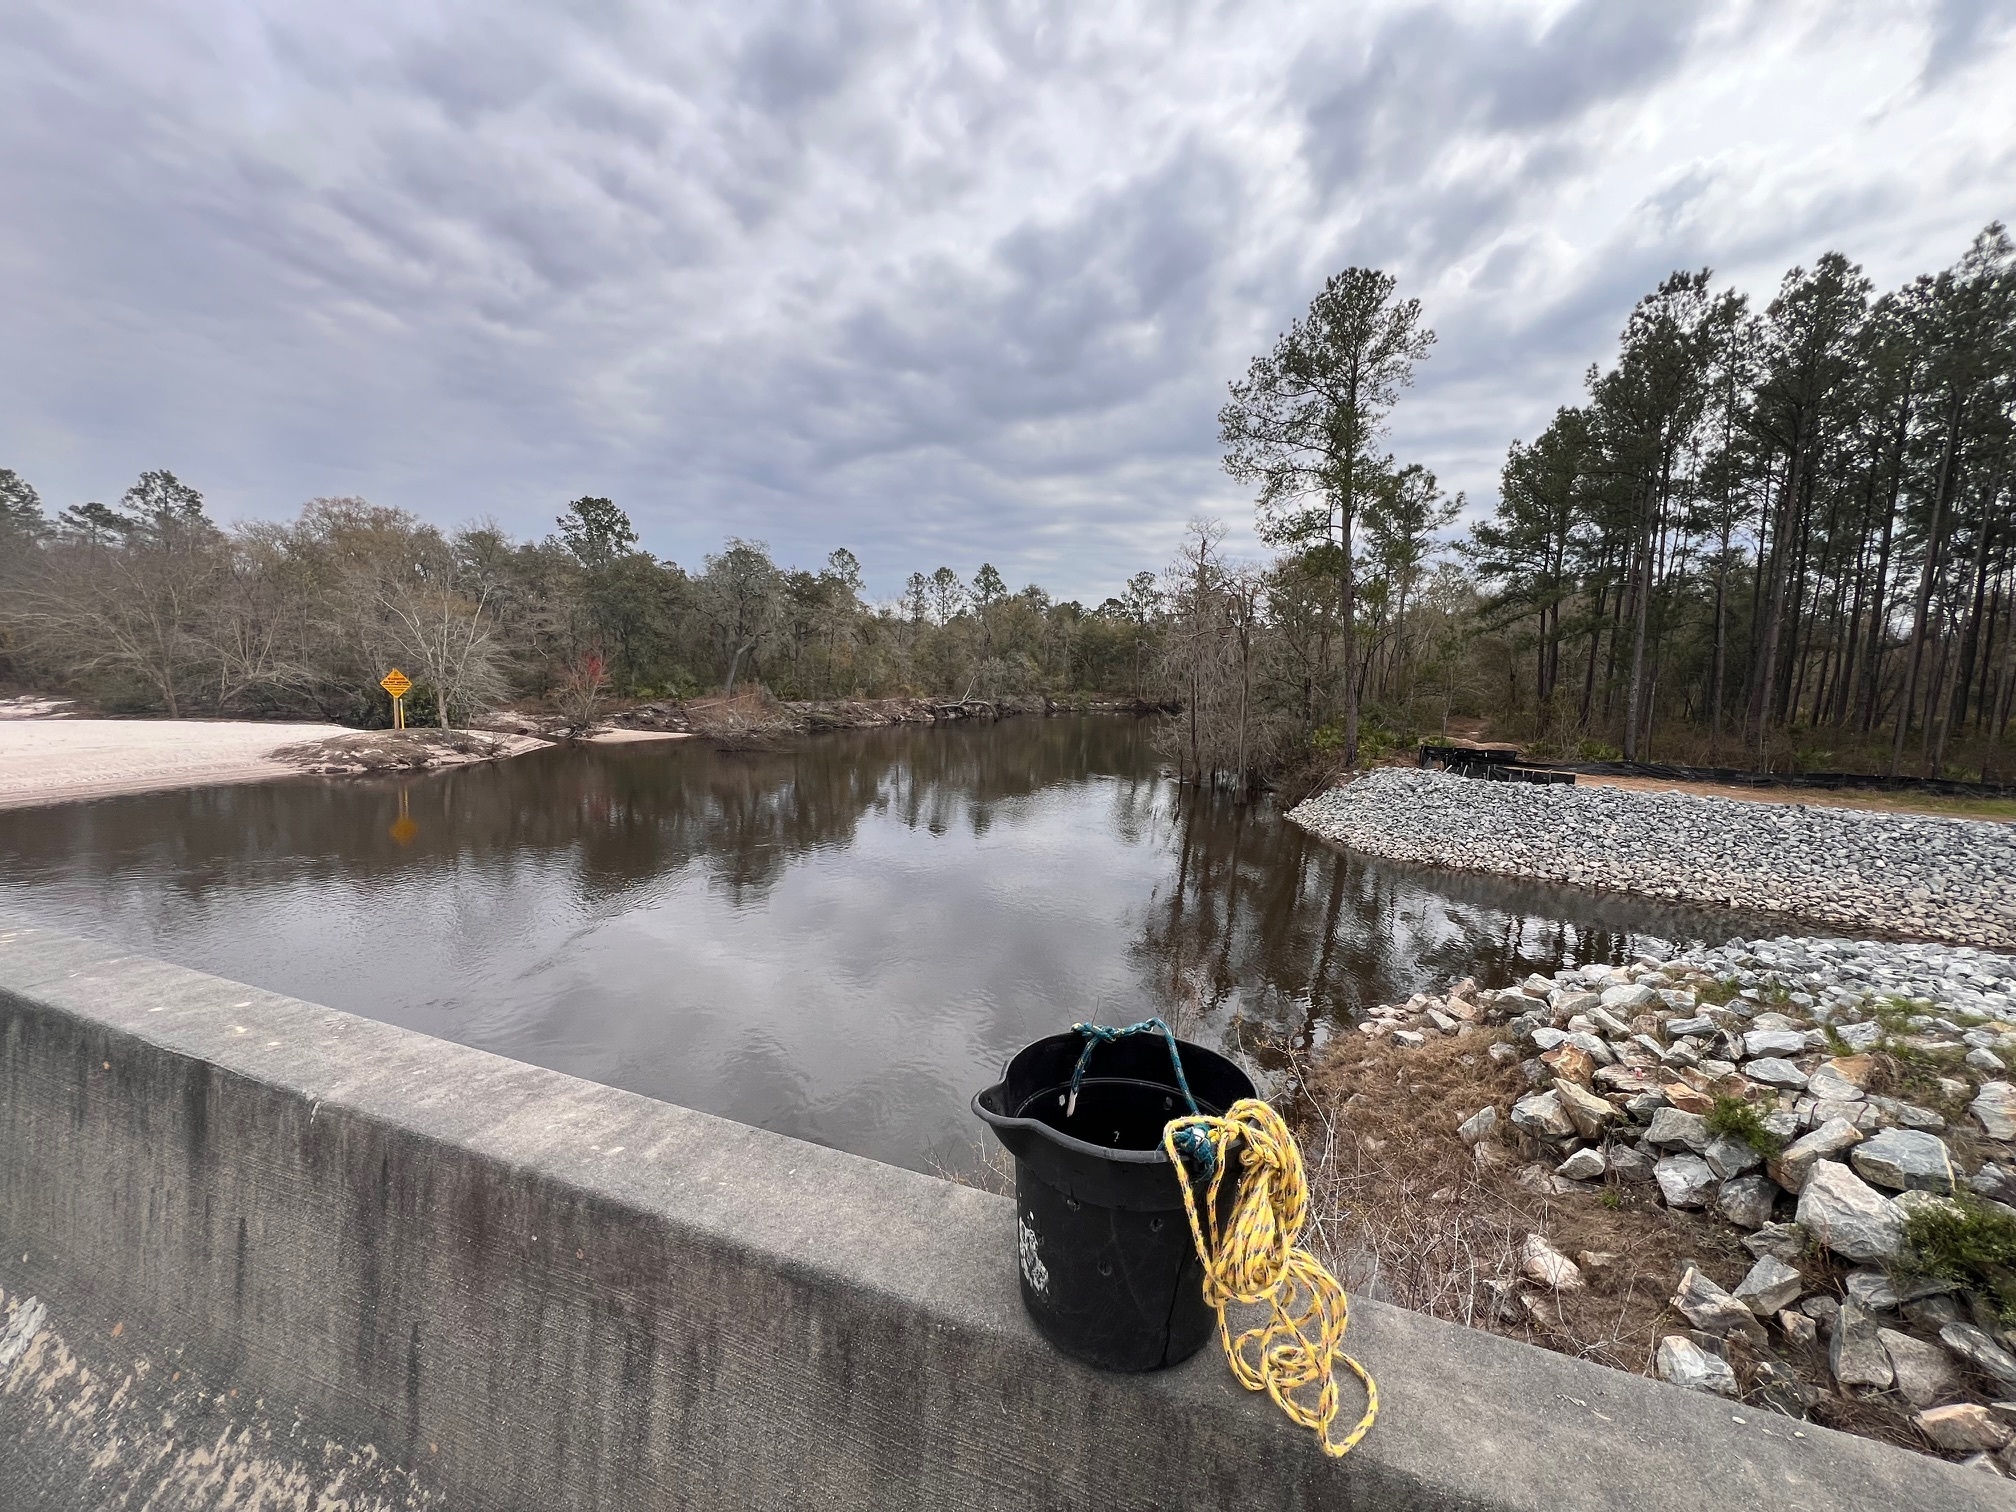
top-left (1161, 1097), bottom-right (1378, 1457)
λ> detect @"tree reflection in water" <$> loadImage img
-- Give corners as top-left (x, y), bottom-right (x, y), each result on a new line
top-left (0, 718), bottom-right (1778, 1175)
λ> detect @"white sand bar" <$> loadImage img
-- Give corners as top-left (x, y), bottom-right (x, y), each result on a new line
top-left (0, 720), bottom-right (349, 810)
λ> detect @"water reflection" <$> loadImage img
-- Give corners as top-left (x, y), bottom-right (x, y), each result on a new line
top-left (0, 718), bottom-right (1777, 1173)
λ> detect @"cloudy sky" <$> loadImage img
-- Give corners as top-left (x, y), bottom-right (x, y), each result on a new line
top-left (4, 1), bottom-right (2012, 601)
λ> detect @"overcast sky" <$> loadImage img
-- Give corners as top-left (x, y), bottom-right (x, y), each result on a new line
top-left (4, 2), bottom-right (2012, 601)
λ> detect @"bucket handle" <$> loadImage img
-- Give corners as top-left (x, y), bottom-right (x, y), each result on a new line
top-left (1065, 1017), bottom-right (1204, 1125)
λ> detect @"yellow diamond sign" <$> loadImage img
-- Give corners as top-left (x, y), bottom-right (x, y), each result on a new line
top-left (379, 668), bottom-right (413, 698)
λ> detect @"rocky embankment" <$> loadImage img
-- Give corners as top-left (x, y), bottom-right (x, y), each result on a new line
top-left (1288, 768), bottom-right (2016, 948)
top-left (1361, 935), bottom-right (2016, 1472)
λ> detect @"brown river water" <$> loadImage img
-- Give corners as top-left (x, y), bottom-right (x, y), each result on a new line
top-left (0, 716), bottom-right (1776, 1175)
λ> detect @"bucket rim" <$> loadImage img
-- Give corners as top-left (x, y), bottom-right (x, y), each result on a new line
top-left (969, 1084), bottom-right (1181, 1166)
top-left (971, 1027), bottom-right (1254, 1168)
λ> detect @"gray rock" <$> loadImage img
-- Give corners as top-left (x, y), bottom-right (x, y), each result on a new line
top-left (1509, 1090), bottom-right (1575, 1140)
top-left (1743, 1221), bottom-right (1808, 1261)
top-left (1667, 1016), bottom-right (1718, 1038)
top-left (1656, 1335), bottom-right (1737, 1396)
top-left (1456, 1106), bottom-right (1500, 1146)
top-left (1829, 1302), bottom-right (1893, 1388)
top-left (1834, 1020), bottom-right (1884, 1052)
top-left (1608, 1143), bottom-right (1655, 1183)
top-left (1392, 1030), bottom-right (1427, 1048)
top-left (1879, 1328), bottom-right (1965, 1408)
top-left (1796, 1160), bottom-right (1904, 1261)
top-left (1745, 1029), bottom-right (1811, 1059)
top-left (1528, 1026), bottom-right (1569, 1052)
top-left (1555, 1147), bottom-right (1607, 1181)
top-left (1521, 1232), bottom-right (1585, 1291)
top-left (1670, 1267), bottom-right (1761, 1339)
top-left (1850, 1127), bottom-right (1957, 1194)
top-left (1644, 1107), bottom-right (1709, 1151)
top-left (1732, 1255), bottom-right (1804, 1316)
top-left (1973, 1082), bottom-right (2016, 1141)
top-left (1914, 1403), bottom-right (2013, 1452)
top-left (1552, 1078), bottom-right (1617, 1139)
top-left (1844, 1269), bottom-right (1898, 1311)
top-left (1745, 1057), bottom-right (1809, 1089)
top-left (1487, 1041), bottom-right (1521, 1067)
top-left (1778, 1309), bottom-right (1818, 1346)
top-left (1602, 983), bottom-right (1662, 1012)
top-left (1943, 1322), bottom-right (2016, 1390)
top-left (1718, 1175), bottom-right (1779, 1229)
top-left (1770, 1118), bottom-right (1865, 1193)
top-left (1806, 1064), bottom-right (1866, 1102)
top-left (1655, 1153), bottom-right (1718, 1209)
top-left (1704, 1134), bottom-right (1762, 1179)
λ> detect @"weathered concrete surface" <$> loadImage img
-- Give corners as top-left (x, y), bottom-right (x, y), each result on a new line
top-left (0, 920), bottom-right (1998, 1511)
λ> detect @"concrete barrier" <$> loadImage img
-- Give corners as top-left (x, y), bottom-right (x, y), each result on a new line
top-left (0, 920), bottom-right (1996, 1510)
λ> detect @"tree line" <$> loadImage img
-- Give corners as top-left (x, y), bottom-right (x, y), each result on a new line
top-left (1468, 223), bottom-right (2016, 778)
top-left (0, 479), bottom-right (1161, 724)
top-left (6, 224), bottom-right (2009, 785)
top-left (1163, 225), bottom-right (2015, 788)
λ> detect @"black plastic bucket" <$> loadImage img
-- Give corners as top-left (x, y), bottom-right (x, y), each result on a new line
top-left (972, 1028), bottom-right (1255, 1372)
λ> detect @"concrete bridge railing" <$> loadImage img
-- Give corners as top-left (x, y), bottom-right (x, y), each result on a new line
top-left (0, 920), bottom-right (1993, 1510)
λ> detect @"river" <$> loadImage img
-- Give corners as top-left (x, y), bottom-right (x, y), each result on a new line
top-left (0, 716), bottom-right (1775, 1174)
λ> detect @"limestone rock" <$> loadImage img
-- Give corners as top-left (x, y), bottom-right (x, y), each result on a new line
top-left (1656, 1335), bottom-right (1738, 1396)
top-left (1915, 1404), bottom-right (2013, 1452)
top-left (1778, 1309), bottom-right (1818, 1346)
top-left (1718, 1174), bottom-right (1778, 1230)
top-left (1645, 1107), bottom-right (1710, 1151)
top-left (1972, 1082), bottom-right (2016, 1141)
top-left (1608, 1143), bottom-right (1655, 1183)
top-left (1541, 1043), bottom-right (1596, 1086)
top-left (1830, 1302), bottom-right (1893, 1388)
top-left (1655, 1153), bottom-right (1717, 1209)
top-left (1796, 1160), bottom-right (1904, 1262)
top-left (1555, 1147), bottom-right (1607, 1182)
top-left (1456, 1106), bottom-right (1499, 1146)
top-left (1602, 983), bottom-right (1661, 1012)
top-left (1660, 1081), bottom-right (1716, 1116)
top-left (1769, 1118), bottom-right (1866, 1193)
top-left (1745, 1057), bottom-right (1809, 1089)
top-left (1743, 1221), bottom-right (1808, 1262)
top-left (1805, 1064), bottom-right (1867, 1103)
top-left (1850, 1128), bottom-right (1957, 1194)
top-left (1878, 1328), bottom-right (1964, 1409)
top-left (1745, 1028), bottom-right (1810, 1059)
top-left (1521, 1232), bottom-right (1585, 1291)
top-left (1732, 1254), bottom-right (1803, 1316)
top-left (1552, 1078), bottom-right (1616, 1140)
top-left (1942, 1322), bottom-right (2016, 1390)
top-left (1704, 1134), bottom-right (1763, 1180)
top-left (1844, 1269), bottom-right (1898, 1311)
top-left (1393, 1029), bottom-right (1427, 1049)
top-left (1510, 1090), bottom-right (1575, 1140)
top-left (1670, 1267), bottom-right (1761, 1340)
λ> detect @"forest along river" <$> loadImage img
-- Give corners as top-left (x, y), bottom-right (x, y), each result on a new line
top-left (0, 716), bottom-right (1784, 1176)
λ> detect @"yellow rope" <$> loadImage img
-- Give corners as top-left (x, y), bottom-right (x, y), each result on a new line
top-left (1161, 1097), bottom-right (1378, 1458)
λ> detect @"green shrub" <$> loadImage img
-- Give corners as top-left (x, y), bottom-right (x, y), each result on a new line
top-left (1577, 739), bottom-right (1623, 762)
top-left (1705, 1096), bottom-right (1785, 1157)
top-left (1905, 1194), bottom-right (2016, 1322)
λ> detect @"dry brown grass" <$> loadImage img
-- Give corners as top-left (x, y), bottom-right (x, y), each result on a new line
top-left (1292, 1031), bottom-right (1762, 1376)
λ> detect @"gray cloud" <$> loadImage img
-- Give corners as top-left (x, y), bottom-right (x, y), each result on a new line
top-left (2, 0), bottom-right (2011, 599)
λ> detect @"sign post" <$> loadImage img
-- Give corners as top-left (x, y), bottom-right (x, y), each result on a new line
top-left (380, 668), bottom-right (413, 730)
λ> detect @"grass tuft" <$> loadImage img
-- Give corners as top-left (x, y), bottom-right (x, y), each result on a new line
top-left (1704, 1095), bottom-right (1785, 1157)
top-left (1904, 1193), bottom-right (2016, 1322)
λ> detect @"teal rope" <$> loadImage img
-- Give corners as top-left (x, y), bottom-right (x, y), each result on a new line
top-left (1066, 1017), bottom-right (1216, 1170)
